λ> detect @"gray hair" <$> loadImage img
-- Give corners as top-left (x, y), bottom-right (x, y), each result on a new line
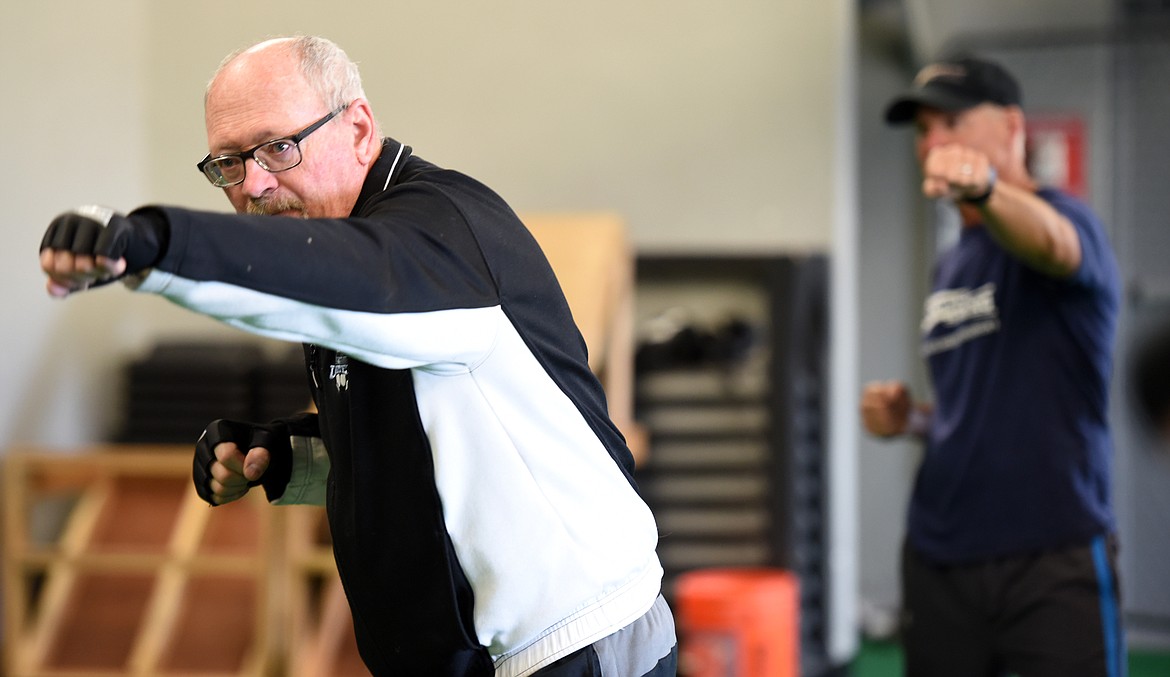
top-left (207, 35), bottom-right (367, 111)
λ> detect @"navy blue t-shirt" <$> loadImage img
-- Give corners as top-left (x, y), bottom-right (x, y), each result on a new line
top-left (908, 188), bottom-right (1120, 564)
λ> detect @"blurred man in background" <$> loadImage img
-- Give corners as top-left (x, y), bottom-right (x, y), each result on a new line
top-left (860, 55), bottom-right (1125, 677)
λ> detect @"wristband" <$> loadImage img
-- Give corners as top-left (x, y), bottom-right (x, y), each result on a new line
top-left (961, 166), bottom-right (997, 205)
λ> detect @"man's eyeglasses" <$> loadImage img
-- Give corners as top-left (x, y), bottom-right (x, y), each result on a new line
top-left (196, 103), bottom-right (349, 187)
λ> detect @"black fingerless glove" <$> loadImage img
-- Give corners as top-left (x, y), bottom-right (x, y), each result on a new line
top-left (192, 419), bottom-right (294, 506)
top-left (40, 205), bottom-right (169, 278)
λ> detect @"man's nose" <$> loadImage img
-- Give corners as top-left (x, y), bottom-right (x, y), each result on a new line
top-left (240, 157), bottom-right (278, 197)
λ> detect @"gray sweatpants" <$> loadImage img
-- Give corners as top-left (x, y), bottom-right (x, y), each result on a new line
top-left (529, 594), bottom-right (677, 676)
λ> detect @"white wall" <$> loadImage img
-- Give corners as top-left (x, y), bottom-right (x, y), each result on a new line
top-left (2, 1), bottom-right (851, 446)
top-left (135, 0), bottom-right (849, 254)
top-left (3, 1), bottom-right (185, 447)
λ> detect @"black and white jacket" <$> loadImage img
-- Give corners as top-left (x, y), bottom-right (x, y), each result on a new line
top-left (130, 140), bottom-right (664, 676)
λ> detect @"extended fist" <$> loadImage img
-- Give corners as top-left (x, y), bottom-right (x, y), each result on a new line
top-left (922, 144), bottom-right (995, 203)
top-left (39, 206), bottom-right (167, 297)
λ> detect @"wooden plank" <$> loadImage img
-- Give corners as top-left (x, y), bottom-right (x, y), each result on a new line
top-left (2, 451), bottom-right (30, 674)
top-left (25, 476), bottom-right (116, 672)
top-left (127, 487), bottom-right (213, 674)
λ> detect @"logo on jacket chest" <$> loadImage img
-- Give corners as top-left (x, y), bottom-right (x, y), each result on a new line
top-left (329, 353), bottom-right (350, 392)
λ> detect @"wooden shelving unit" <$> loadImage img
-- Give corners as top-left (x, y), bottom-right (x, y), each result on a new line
top-left (2, 448), bottom-right (282, 677)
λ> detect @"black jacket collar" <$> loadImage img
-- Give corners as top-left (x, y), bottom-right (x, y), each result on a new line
top-left (352, 138), bottom-right (413, 215)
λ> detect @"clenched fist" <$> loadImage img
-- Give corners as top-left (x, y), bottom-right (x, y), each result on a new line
top-left (860, 380), bottom-right (914, 438)
top-left (39, 206), bottom-right (168, 297)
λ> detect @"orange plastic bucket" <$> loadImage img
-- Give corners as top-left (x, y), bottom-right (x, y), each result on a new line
top-left (673, 568), bottom-right (800, 677)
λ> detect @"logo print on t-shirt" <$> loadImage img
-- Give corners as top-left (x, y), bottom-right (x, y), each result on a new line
top-left (920, 283), bottom-right (1000, 356)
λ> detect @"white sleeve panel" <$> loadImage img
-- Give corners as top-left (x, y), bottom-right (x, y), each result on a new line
top-left (132, 270), bottom-right (500, 371)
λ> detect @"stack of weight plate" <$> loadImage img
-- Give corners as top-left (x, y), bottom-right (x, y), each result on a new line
top-left (118, 341), bottom-right (264, 444)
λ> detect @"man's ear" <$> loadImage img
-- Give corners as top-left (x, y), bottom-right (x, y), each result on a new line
top-left (345, 98), bottom-right (380, 165)
top-left (1005, 105), bottom-right (1027, 151)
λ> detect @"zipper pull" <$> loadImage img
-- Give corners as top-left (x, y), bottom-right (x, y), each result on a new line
top-left (308, 345), bottom-right (320, 390)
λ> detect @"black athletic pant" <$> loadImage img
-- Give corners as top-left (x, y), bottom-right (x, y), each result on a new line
top-left (901, 536), bottom-right (1126, 677)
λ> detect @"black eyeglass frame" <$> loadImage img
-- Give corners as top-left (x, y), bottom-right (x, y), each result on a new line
top-left (196, 103), bottom-right (350, 187)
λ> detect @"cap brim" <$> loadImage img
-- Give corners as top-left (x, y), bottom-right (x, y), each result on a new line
top-left (883, 88), bottom-right (982, 125)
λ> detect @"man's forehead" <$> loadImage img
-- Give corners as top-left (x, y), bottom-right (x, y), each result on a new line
top-left (205, 55), bottom-right (317, 151)
top-left (913, 103), bottom-right (1002, 132)
top-left (205, 95), bottom-right (316, 153)
top-left (211, 55), bottom-right (302, 102)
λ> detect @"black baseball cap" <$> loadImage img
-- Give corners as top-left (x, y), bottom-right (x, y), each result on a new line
top-left (884, 56), bottom-right (1022, 125)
